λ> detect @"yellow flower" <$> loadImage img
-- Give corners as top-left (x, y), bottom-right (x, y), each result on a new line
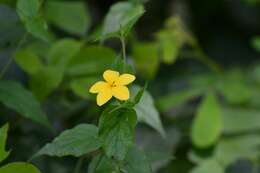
top-left (89, 69), bottom-right (136, 106)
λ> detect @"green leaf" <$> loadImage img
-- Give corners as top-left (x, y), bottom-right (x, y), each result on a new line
top-left (123, 147), bottom-right (152, 173)
top-left (15, 49), bottom-right (43, 75)
top-left (70, 77), bottom-right (99, 99)
top-left (45, 1), bottom-right (90, 35)
top-left (156, 88), bottom-right (204, 112)
top-left (0, 124), bottom-right (10, 163)
top-left (48, 39), bottom-right (82, 66)
top-left (223, 108), bottom-right (260, 134)
top-left (0, 162), bottom-right (42, 173)
top-left (16, 0), bottom-right (51, 42)
top-left (191, 92), bottom-right (222, 148)
top-left (190, 159), bottom-right (224, 173)
top-left (34, 124), bottom-right (101, 158)
top-left (0, 81), bottom-right (51, 129)
top-left (16, 0), bottom-right (40, 21)
top-left (216, 71), bottom-right (252, 105)
top-left (67, 46), bottom-right (116, 76)
top-left (99, 107), bottom-right (137, 160)
top-left (102, 2), bottom-right (145, 39)
top-left (213, 135), bottom-right (260, 166)
top-left (88, 154), bottom-right (117, 173)
top-left (30, 66), bottom-right (63, 101)
top-left (132, 42), bottom-right (159, 79)
top-left (131, 85), bottom-right (165, 137)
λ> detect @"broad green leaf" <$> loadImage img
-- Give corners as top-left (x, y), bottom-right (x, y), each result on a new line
top-left (0, 81), bottom-right (51, 129)
top-left (30, 66), bottom-right (63, 101)
top-left (99, 107), bottom-right (137, 160)
top-left (102, 2), bottom-right (145, 39)
top-left (123, 147), bottom-right (152, 173)
top-left (191, 92), bottom-right (222, 148)
top-left (16, 0), bottom-right (51, 42)
top-left (0, 162), bottom-right (42, 173)
top-left (131, 86), bottom-right (165, 137)
top-left (157, 88), bottom-right (203, 112)
top-left (15, 49), bottom-right (43, 75)
top-left (67, 46), bottom-right (116, 76)
top-left (216, 71), bottom-right (252, 105)
top-left (213, 135), bottom-right (260, 166)
top-left (34, 124), bottom-right (101, 158)
top-left (88, 154), bottom-right (117, 173)
top-left (223, 108), bottom-right (260, 134)
top-left (190, 159), bottom-right (224, 173)
top-left (47, 39), bottom-right (82, 66)
top-left (0, 124), bottom-right (10, 163)
top-left (132, 42), bottom-right (159, 79)
top-left (69, 77), bottom-right (98, 99)
top-left (45, 1), bottom-right (90, 35)
top-left (16, 0), bottom-right (40, 21)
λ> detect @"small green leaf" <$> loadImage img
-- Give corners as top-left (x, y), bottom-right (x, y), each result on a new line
top-left (70, 77), bottom-right (99, 99)
top-left (48, 39), bottom-right (82, 66)
top-left (17, 0), bottom-right (51, 42)
top-left (191, 92), bottom-right (222, 148)
top-left (190, 159), bottom-right (224, 173)
top-left (123, 147), bottom-right (152, 173)
top-left (132, 42), bottom-right (159, 79)
top-left (30, 66), bottom-right (64, 101)
top-left (102, 2), bottom-right (145, 39)
top-left (0, 162), bottom-right (42, 173)
top-left (45, 1), bottom-right (90, 35)
top-left (0, 81), bottom-right (51, 129)
top-left (223, 108), bottom-right (260, 134)
top-left (0, 124), bottom-right (10, 163)
top-left (157, 88), bottom-right (204, 112)
top-left (15, 49), bottom-right (43, 75)
top-left (252, 36), bottom-right (260, 52)
top-left (99, 107), bottom-right (137, 160)
top-left (34, 124), bottom-right (101, 158)
top-left (16, 0), bottom-right (40, 21)
top-left (67, 46), bottom-right (116, 76)
top-left (131, 85), bottom-right (165, 137)
top-left (88, 154), bottom-right (117, 173)
top-left (213, 135), bottom-right (260, 166)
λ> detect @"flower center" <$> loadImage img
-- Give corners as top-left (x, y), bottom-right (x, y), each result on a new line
top-left (109, 81), bottom-right (117, 88)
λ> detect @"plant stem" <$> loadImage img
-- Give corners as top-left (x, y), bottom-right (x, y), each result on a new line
top-left (74, 157), bottom-right (84, 173)
top-left (0, 33), bottom-right (28, 79)
top-left (120, 36), bottom-right (127, 63)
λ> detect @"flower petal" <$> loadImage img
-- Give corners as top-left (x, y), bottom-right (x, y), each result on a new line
top-left (116, 74), bottom-right (136, 86)
top-left (103, 70), bottom-right (119, 83)
top-left (112, 86), bottom-right (130, 100)
top-left (97, 89), bottom-right (113, 106)
top-left (89, 81), bottom-right (109, 93)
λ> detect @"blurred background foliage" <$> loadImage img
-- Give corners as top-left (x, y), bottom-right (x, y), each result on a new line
top-left (1, 0), bottom-right (260, 173)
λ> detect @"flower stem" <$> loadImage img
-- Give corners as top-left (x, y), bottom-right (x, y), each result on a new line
top-left (0, 33), bottom-right (28, 79)
top-left (120, 35), bottom-right (127, 63)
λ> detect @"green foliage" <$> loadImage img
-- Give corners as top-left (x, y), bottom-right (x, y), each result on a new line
top-left (99, 107), bottom-right (137, 161)
top-left (101, 2), bottom-right (145, 39)
top-left (34, 124), bottom-right (101, 158)
top-left (45, 1), bottom-right (90, 36)
top-left (0, 124), bottom-right (10, 163)
top-left (16, 0), bottom-right (51, 42)
top-left (0, 81), bottom-right (51, 129)
top-left (131, 85), bottom-right (165, 137)
top-left (191, 92), bottom-right (222, 148)
top-left (190, 159), bottom-right (224, 173)
top-left (0, 162), bottom-right (42, 173)
top-left (132, 42), bottom-right (159, 79)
